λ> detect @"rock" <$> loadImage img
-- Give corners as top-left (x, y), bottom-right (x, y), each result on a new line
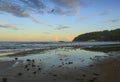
top-left (68, 62), bottom-right (73, 64)
top-left (59, 59), bottom-right (63, 60)
top-left (2, 78), bottom-right (7, 82)
top-left (33, 71), bottom-right (36, 74)
top-left (26, 59), bottom-right (31, 61)
top-left (53, 74), bottom-right (57, 77)
top-left (82, 74), bottom-right (86, 77)
top-left (15, 58), bottom-right (18, 60)
top-left (32, 64), bottom-right (36, 67)
top-left (27, 68), bottom-right (30, 71)
top-left (93, 73), bottom-right (100, 76)
top-left (18, 73), bottom-right (22, 76)
top-left (24, 65), bottom-right (28, 69)
top-left (89, 78), bottom-right (97, 82)
top-left (32, 59), bottom-right (35, 62)
top-left (38, 68), bottom-right (41, 71)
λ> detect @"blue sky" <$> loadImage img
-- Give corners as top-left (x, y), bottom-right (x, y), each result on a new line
top-left (0, 0), bottom-right (120, 41)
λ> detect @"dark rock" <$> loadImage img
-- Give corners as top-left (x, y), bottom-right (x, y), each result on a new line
top-left (32, 59), bottom-right (35, 62)
top-left (82, 74), bottom-right (86, 77)
top-left (27, 68), bottom-right (30, 71)
top-left (2, 78), bottom-right (7, 82)
top-left (32, 64), bottom-right (36, 67)
top-left (93, 73), bottom-right (100, 76)
top-left (89, 65), bottom-right (94, 67)
top-left (26, 59), bottom-right (31, 61)
top-left (33, 71), bottom-right (36, 74)
top-left (59, 59), bottom-right (63, 60)
top-left (58, 65), bottom-right (62, 67)
top-left (38, 68), bottom-right (41, 71)
top-left (18, 73), bottom-right (22, 76)
top-left (89, 78), bottom-right (97, 82)
top-left (53, 74), bottom-right (57, 77)
top-left (81, 60), bottom-right (84, 62)
top-left (15, 58), bottom-right (18, 60)
top-left (68, 62), bottom-right (73, 64)
top-left (24, 65), bottom-right (28, 69)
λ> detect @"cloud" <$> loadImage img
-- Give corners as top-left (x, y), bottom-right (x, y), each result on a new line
top-left (0, 3), bottom-right (42, 23)
top-left (0, 0), bottom-right (86, 25)
top-left (56, 25), bottom-right (71, 30)
top-left (0, 0), bottom-right (45, 16)
top-left (0, 24), bottom-right (23, 30)
top-left (79, 16), bottom-right (88, 20)
top-left (107, 18), bottom-right (120, 23)
top-left (49, 0), bottom-right (81, 15)
top-left (52, 0), bottom-right (80, 8)
top-left (0, 0), bottom-right (82, 17)
top-left (28, 14), bottom-right (41, 24)
top-left (98, 10), bottom-right (112, 16)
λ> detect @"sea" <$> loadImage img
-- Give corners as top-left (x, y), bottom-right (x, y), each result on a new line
top-left (0, 42), bottom-right (120, 74)
top-left (0, 42), bottom-right (120, 56)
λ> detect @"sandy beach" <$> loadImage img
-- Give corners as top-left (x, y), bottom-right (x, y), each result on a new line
top-left (0, 45), bottom-right (120, 82)
top-left (0, 0), bottom-right (120, 81)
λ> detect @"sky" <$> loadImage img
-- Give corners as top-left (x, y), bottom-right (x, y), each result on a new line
top-left (0, 0), bottom-right (120, 41)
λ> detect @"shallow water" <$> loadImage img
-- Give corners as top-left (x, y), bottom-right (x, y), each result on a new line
top-left (0, 47), bottom-right (108, 71)
top-left (0, 42), bottom-right (120, 75)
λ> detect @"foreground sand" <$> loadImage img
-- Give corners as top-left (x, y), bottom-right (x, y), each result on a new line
top-left (97, 55), bottom-right (120, 82)
top-left (0, 51), bottom-right (120, 82)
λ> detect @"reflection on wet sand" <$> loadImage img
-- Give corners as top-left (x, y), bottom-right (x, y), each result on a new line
top-left (0, 46), bottom-right (120, 82)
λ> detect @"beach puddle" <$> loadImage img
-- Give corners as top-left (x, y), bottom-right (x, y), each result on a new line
top-left (0, 47), bottom-right (108, 69)
top-left (0, 47), bottom-right (119, 82)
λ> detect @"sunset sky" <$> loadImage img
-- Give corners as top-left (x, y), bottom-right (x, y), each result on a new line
top-left (0, 0), bottom-right (120, 41)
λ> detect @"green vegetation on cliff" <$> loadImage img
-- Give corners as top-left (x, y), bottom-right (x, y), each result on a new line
top-left (73, 29), bottom-right (120, 42)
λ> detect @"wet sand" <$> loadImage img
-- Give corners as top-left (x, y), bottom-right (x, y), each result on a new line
top-left (97, 55), bottom-right (120, 82)
top-left (0, 48), bottom-right (120, 82)
top-left (0, 59), bottom-right (101, 82)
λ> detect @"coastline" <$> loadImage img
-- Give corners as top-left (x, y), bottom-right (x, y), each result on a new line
top-left (1, 42), bottom-right (120, 57)
top-left (0, 51), bottom-right (120, 82)
top-left (0, 43), bottom-right (120, 82)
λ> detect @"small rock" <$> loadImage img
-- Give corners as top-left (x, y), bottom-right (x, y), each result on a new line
top-left (89, 78), bottom-right (97, 82)
top-left (2, 78), bottom-right (7, 82)
top-left (53, 74), bottom-right (57, 77)
top-left (24, 65), bottom-right (28, 69)
top-left (32, 59), bottom-right (35, 62)
top-left (82, 74), bottom-right (86, 77)
top-left (68, 62), bottom-right (73, 64)
top-left (18, 73), bottom-right (22, 76)
top-left (15, 58), bottom-right (18, 60)
top-left (38, 68), bottom-right (41, 71)
top-left (32, 64), bottom-right (36, 67)
top-left (93, 73), bottom-right (100, 76)
top-left (27, 68), bottom-right (30, 71)
top-left (26, 59), bottom-right (31, 61)
top-left (59, 59), bottom-right (63, 60)
top-left (33, 71), bottom-right (36, 74)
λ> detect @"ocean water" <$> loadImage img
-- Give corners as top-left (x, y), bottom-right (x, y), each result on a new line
top-left (0, 42), bottom-right (120, 76)
top-left (0, 47), bottom-right (109, 70)
top-left (0, 42), bottom-right (120, 56)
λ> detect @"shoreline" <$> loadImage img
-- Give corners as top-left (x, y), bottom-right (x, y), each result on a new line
top-left (0, 43), bottom-right (120, 57)
top-left (0, 51), bottom-right (120, 82)
top-left (0, 44), bottom-right (120, 82)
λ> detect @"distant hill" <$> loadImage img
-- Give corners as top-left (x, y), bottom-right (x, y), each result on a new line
top-left (73, 29), bottom-right (120, 42)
